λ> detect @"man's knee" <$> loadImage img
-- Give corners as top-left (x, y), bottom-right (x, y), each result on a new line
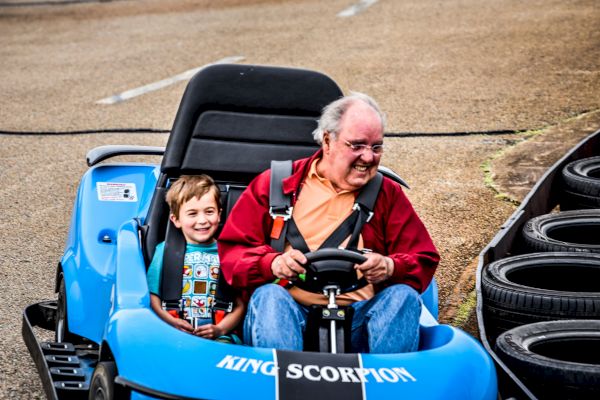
top-left (378, 284), bottom-right (421, 313)
top-left (252, 283), bottom-right (289, 298)
top-left (250, 284), bottom-right (294, 309)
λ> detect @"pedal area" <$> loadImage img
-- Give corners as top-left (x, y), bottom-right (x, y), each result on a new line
top-left (42, 342), bottom-right (98, 399)
top-left (22, 302), bottom-right (98, 400)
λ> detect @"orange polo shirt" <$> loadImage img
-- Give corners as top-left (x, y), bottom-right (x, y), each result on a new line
top-left (286, 159), bottom-right (374, 306)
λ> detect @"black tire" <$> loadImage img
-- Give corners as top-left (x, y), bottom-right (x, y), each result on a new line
top-left (89, 361), bottom-right (130, 400)
top-left (55, 274), bottom-right (78, 343)
top-left (560, 188), bottom-right (600, 210)
top-left (562, 156), bottom-right (600, 197)
top-left (521, 209), bottom-right (600, 253)
top-left (495, 320), bottom-right (600, 400)
top-left (481, 253), bottom-right (600, 341)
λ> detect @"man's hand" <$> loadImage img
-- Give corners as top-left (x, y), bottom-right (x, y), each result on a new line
top-left (355, 252), bottom-right (394, 284)
top-left (271, 249), bottom-right (307, 280)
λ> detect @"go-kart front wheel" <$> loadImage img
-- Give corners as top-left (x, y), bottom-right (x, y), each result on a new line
top-left (55, 274), bottom-right (78, 343)
top-left (89, 361), bottom-right (130, 400)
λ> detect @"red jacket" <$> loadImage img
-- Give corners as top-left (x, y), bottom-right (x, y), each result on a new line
top-left (218, 150), bottom-right (440, 297)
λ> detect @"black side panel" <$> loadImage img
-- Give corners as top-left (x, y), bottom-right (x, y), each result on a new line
top-left (277, 351), bottom-right (363, 400)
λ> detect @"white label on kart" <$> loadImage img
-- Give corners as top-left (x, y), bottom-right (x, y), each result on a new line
top-left (97, 182), bottom-right (138, 202)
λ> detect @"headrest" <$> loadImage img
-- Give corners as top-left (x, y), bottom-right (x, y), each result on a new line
top-left (161, 64), bottom-right (343, 181)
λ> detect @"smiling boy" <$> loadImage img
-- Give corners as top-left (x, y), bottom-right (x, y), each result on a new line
top-left (147, 175), bottom-right (244, 340)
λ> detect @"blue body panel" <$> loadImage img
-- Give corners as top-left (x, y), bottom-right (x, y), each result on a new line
top-left (60, 163), bottom-right (158, 343)
top-left (60, 163), bottom-right (496, 399)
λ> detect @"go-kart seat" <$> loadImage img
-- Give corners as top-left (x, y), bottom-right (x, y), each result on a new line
top-left (140, 64), bottom-right (344, 304)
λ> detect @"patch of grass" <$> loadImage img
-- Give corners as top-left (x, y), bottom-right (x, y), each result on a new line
top-left (453, 289), bottom-right (477, 327)
top-left (480, 155), bottom-right (520, 205)
top-left (480, 127), bottom-right (545, 205)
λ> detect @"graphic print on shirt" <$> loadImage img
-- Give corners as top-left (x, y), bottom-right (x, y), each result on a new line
top-left (181, 250), bottom-right (219, 325)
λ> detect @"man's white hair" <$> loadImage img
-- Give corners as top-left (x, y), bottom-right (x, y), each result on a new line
top-left (312, 92), bottom-right (386, 144)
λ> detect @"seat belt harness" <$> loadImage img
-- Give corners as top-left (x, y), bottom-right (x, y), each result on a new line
top-left (268, 160), bottom-right (384, 286)
top-left (269, 160), bottom-right (293, 245)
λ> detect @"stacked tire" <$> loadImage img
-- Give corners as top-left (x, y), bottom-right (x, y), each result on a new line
top-left (482, 252), bottom-right (600, 341)
top-left (560, 156), bottom-right (600, 210)
top-left (521, 209), bottom-right (600, 253)
top-left (495, 320), bottom-right (600, 400)
top-left (481, 156), bottom-right (600, 399)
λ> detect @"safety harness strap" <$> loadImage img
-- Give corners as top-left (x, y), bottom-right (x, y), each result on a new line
top-left (269, 160), bottom-right (294, 252)
top-left (161, 219), bottom-right (187, 310)
top-left (284, 219), bottom-right (311, 253)
top-left (269, 159), bottom-right (384, 253)
top-left (345, 172), bottom-right (383, 250)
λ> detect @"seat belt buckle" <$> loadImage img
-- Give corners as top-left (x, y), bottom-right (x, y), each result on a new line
top-left (269, 206), bottom-right (293, 239)
top-left (163, 299), bottom-right (183, 319)
top-left (352, 203), bottom-right (374, 223)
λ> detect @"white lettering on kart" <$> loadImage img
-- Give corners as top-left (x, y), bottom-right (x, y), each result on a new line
top-left (216, 355), bottom-right (416, 384)
top-left (216, 355), bottom-right (277, 376)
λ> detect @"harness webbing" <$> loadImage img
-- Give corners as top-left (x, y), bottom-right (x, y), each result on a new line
top-left (269, 160), bottom-right (383, 254)
top-left (161, 220), bottom-right (187, 308)
top-left (161, 195), bottom-right (234, 322)
top-left (269, 160), bottom-right (293, 252)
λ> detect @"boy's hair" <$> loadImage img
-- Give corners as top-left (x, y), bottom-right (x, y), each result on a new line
top-left (166, 175), bottom-right (221, 218)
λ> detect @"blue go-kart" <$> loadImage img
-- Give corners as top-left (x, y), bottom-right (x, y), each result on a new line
top-left (22, 64), bottom-right (497, 400)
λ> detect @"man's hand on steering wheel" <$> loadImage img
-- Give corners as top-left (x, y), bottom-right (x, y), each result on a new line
top-left (271, 249), bottom-right (307, 280)
top-left (356, 252), bottom-right (394, 284)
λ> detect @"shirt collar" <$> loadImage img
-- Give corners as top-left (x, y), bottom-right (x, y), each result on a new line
top-left (307, 158), bottom-right (352, 194)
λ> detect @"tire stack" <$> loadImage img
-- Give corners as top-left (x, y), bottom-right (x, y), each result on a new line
top-left (560, 156), bottom-right (600, 210)
top-left (481, 156), bottom-right (600, 399)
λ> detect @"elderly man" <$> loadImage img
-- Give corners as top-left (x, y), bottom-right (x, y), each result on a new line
top-left (218, 92), bottom-right (439, 353)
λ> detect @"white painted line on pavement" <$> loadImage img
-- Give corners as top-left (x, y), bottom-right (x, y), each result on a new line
top-left (96, 56), bottom-right (245, 105)
top-left (337, 0), bottom-right (379, 17)
top-left (337, 0), bottom-right (378, 18)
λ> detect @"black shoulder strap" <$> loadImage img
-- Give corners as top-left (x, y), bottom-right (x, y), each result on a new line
top-left (345, 172), bottom-right (383, 250)
top-left (161, 219), bottom-right (187, 304)
top-left (269, 160), bottom-right (293, 252)
top-left (213, 270), bottom-right (235, 313)
top-left (356, 172), bottom-right (384, 213)
top-left (285, 219), bottom-right (311, 253)
top-left (268, 165), bottom-right (384, 253)
top-left (320, 172), bottom-right (383, 251)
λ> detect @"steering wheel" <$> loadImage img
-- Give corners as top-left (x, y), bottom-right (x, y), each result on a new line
top-left (295, 248), bottom-right (368, 294)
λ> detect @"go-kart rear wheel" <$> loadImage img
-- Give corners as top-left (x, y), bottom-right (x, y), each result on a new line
top-left (55, 274), bottom-right (78, 343)
top-left (89, 361), bottom-right (130, 400)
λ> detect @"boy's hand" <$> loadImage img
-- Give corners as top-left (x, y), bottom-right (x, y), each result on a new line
top-left (171, 318), bottom-right (194, 333)
top-left (193, 323), bottom-right (224, 339)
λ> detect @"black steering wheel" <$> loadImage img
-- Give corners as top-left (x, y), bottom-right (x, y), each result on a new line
top-left (295, 248), bottom-right (368, 294)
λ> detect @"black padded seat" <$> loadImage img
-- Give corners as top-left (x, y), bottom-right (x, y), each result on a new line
top-left (142, 64), bottom-right (343, 265)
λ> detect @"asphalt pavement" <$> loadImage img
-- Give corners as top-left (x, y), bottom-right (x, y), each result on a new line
top-left (1, 0), bottom-right (599, 397)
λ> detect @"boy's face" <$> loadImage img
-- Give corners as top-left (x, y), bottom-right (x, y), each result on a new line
top-left (170, 192), bottom-right (221, 245)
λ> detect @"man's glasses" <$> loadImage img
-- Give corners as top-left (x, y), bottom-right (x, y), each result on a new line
top-left (343, 140), bottom-right (384, 155)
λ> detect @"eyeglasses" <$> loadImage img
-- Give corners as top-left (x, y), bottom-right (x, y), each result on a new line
top-left (343, 140), bottom-right (384, 155)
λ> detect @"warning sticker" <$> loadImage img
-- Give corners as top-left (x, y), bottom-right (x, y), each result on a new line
top-left (97, 182), bottom-right (138, 202)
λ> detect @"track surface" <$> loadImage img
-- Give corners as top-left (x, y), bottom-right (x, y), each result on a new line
top-left (1, 0), bottom-right (599, 397)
